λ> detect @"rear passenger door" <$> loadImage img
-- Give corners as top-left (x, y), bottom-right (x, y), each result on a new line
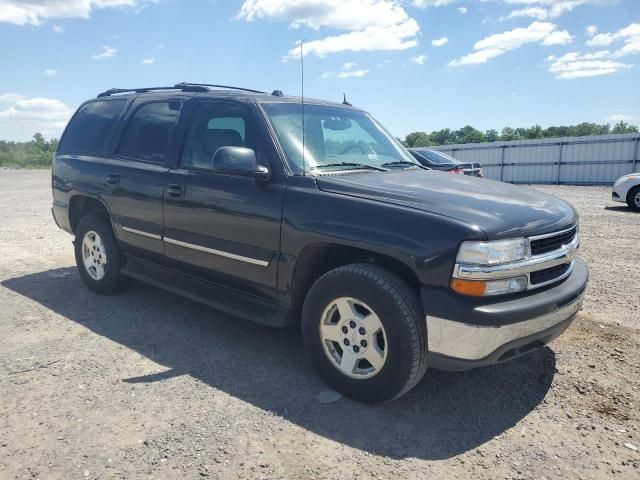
top-left (108, 98), bottom-right (184, 257)
top-left (162, 100), bottom-right (285, 298)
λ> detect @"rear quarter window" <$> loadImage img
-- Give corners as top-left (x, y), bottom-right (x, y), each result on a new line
top-left (57, 100), bottom-right (126, 155)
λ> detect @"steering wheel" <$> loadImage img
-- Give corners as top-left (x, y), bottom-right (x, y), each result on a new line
top-left (339, 144), bottom-right (366, 155)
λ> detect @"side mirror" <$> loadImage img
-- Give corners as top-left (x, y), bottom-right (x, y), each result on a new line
top-left (212, 146), bottom-right (270, 180)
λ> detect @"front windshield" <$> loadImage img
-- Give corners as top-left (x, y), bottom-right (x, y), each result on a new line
top-left (261, 102), bottom-right (419, 174)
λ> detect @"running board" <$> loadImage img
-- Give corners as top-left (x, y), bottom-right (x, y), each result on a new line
top-left (121, 258), bottom-right (290, 327)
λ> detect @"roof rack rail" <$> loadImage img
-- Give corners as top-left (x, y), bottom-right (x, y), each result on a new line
top-left (97, 83), bottom-right (270, 98)
top-left (174, 82), bottom-right (267, 94)
top-left (96, 86), bottom-right (198, 98)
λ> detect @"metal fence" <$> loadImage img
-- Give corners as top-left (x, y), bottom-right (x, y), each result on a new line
top-left (431, 133), bottom-right (640, 185)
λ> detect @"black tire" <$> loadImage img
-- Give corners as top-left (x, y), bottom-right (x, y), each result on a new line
top-left (627, 186), bottom-right (640, 212)
top-left (301, 263), bottom-right (427, 403)
top-left (74, 214), bottom-right (131, 294)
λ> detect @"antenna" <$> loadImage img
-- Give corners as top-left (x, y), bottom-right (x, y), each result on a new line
top-left (300, 39), bottom-right (306, 176)
top-left (342, 93), bottom-right (352, 106)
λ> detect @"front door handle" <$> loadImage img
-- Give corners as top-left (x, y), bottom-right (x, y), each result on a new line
top-left (167, 184), bottom-right (184, 198)
top-left (105, 173), bottom-right (120, 185)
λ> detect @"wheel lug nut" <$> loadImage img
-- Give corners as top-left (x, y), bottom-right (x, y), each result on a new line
top-left (353, 345), bottom-right (360, 353)
top-left (341, 326), bottom-right (348, 334)
top-left (344, 339), bottom-right (350, 346)
top-left (359, 327), bottom-right (365, 335)
top-left (349, 321), bottom-right (356, 329)
top-left (360, 340), bottom-right (367, 347)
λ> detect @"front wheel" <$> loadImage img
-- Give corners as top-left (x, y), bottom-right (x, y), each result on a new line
top-left (302, 264), bottom-right (427, 403)
top-left (627, 186), bottom-right (640, 212)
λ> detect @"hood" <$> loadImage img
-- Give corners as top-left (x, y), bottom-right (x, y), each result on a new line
top-left (315, 170), bottom-right (578, 239)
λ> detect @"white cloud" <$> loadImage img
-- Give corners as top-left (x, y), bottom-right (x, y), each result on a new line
top-left (321, 62), bottom-right (370, 78)
top-left (605, 114), bottom-right (635, 122)
top-left (237, 0), bottom-right (419, 58)
top-left (586, 23), bottom-right (640, 57)
top-left (545, 24), bottom-right (639, 79)
top-left (141, 57), bottom-right (155, 64)
top-left (337, 69), bottom-right (369, 78)
top-left (43, 69), bottom-right (58, 76)
top-left (51, 24), bottom-right (64, 33)
top-left (586, 25), bottom-right (598, 37)
top-left (449, 21), bottom-right (572, 66)
top-left (157, 43), bottom-right (165, 48)
top-left (0, 93), bottom-right (72, 141)
top-left (546, 51), bottom-right (632, 79)
top-left (91, 45), bottom-right (117, 60)
top-left (431, 36), bottom-right (449, 47)
top-left (0, 0), bottom-right (150, 26)
top-left (412, 54), bottom-right (427, 64)
top-left (457, 7), bottom-right (467, 13)
top-left (500, 7), bottom-right (551, 21)
top-left (413, 0), bottom-right (455, 6)
top-left (498, 0), bottom-right (619, 21)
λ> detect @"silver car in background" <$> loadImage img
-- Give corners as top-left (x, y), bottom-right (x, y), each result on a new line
top-left (612, 173), bottom-right (640, 212)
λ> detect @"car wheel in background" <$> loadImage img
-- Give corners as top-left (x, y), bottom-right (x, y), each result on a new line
top-left (627, 186), bottom-right (640, 212)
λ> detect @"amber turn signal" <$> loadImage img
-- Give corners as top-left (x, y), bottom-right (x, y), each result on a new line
top-left (451, 279), bottom-right (487, 296)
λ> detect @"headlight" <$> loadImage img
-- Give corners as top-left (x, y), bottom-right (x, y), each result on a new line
top-left (456, 238), bottom-right (528, 265)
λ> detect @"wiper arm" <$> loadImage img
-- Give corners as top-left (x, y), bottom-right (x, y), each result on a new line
top-left (312, 162), bottom-right (388, 172)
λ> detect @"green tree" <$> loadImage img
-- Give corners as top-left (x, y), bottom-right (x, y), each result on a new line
top-left (429, 128), bottom-right (455, 145)
top-left (404, 131), bottom-right (433, 148)
top-left (454, 125), bottom-right (485, 144)
top-left (612, 121), bottom-right (639, 134)
top-left (485, 129), bottom-right (500, 142)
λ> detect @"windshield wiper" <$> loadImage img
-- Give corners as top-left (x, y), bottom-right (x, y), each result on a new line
top-left (312, 162), bottom-right (388, 172)
top-left (380, 160), bottom-right (422, 169)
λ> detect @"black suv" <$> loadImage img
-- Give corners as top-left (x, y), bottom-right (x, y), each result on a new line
top-left (52, 83), bottom-right (588, 403)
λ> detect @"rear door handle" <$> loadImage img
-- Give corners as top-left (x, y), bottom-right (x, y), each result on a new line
top-left (105, 173), bottom-right (120, 185)
top-left (167, 184), bottom-right (184, 198)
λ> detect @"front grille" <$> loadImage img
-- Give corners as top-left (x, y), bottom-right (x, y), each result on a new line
top-left (530, 263), bottom-right (571, 285)
top-left (530, 226), bottom-right (577, 256)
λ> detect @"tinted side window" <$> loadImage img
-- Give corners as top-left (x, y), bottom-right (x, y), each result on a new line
top-left (117, 101), bottom-right (181, 163)
top-left (58, 100), bottom-right (126, 155)
top-left (181, 103), bottom-right (251, 170)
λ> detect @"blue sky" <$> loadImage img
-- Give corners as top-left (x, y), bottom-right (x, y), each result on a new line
top-left (0, 0), bottom-right (638, 141)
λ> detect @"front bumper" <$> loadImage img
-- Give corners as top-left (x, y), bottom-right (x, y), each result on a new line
top-left (612, 190), bottom-right (625, 203)
top-left (423, 257), bottom-right (588, 371)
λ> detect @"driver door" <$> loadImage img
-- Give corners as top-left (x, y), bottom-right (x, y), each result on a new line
top-left (162, 100), bottom-right (285, 298)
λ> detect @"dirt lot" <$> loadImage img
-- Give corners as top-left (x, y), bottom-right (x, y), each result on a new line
top-left (1, 169), bottom-right (639, 480)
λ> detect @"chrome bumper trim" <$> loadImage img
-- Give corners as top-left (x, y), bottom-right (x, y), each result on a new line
top-left (427, 291), bottom-right (585, 361)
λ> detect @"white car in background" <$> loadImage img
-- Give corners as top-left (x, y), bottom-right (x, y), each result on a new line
top-left (612, 172), bottom-right (640, 212)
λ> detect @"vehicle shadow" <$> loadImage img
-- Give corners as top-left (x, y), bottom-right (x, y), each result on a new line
top-left (604, 205), bottom-right (631, 213)
top-left (2, 267), bottom-right (557, 460)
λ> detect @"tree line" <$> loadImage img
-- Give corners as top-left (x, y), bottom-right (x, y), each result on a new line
top-left (0, 134), bottom-right (59, 168)
top-left (401, 121), bottom-right (639, 148)
top-left (1, 122), bottom-right (639, 169)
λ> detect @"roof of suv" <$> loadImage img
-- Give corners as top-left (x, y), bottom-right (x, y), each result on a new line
top-left (95, 82), bottom-right (360, 110)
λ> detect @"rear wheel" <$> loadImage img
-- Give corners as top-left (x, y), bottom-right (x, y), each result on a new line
top-left (302, 263), bottom-right (427, 403)
top-left (627, 186), bottom-right (640, 212)
top-left (74, 214), bottom-right (131, 294)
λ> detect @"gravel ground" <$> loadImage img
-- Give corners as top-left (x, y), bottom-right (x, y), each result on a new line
top-left (1, 169), bottom-right (639, 480)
